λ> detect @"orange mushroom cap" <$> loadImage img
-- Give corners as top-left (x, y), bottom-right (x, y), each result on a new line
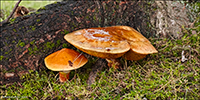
top-left (44, 48), bottom-right (88, 71)
top-left (105, 26), bottom-right (157, 54)
top-left (64, 26), bottom-right (158, 60)
top-left (106, 26), bottom-right (158, 60)
top-left (64, 27), bottom-right (130, 59)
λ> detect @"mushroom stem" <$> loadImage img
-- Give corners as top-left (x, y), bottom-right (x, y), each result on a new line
top-left (59, 71), bottom-right (71, 82)
top-left (106, 58), bottom-right (121, 69)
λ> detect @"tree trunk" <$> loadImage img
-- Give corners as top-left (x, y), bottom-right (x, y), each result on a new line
top-left (153, 1), bottom-right (191, 38)
top-left (0, 1), bottom-right (155, 84)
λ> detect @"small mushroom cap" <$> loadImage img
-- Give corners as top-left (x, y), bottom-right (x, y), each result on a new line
top-left (44, 48), bottom-right (88, 71)
top-left (64, 27), bottom-right (130, 59)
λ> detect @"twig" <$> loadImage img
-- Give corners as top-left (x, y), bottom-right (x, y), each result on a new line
top-left (0, 0), bottom-right (22, 26)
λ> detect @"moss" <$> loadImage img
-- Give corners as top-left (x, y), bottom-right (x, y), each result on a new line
top-left (86, 16), bottom-right (89, 20)
top-left (4, 41), bottom-right (8, 46)
top-left (36, 19), bottom-right (41, 22)
top-left (33, 45), bottom-right (39, 51)
top-left (64, 30), bottom-right (69, 34)
top-left (30, 40), bottom-right (35, 45)
top-left (13, 29), bottom-right (17, 32)
top-left (56, 40), bottom-right (61, 47)
top-left (28, 25), bottom-right (36, 31)
top-left (4, 48), bottom-right (12, 54)
top-left (40, 6), bottom-right (46, 10)
top-left (19, 42), bottom-right (25, 47)
top-left (17, 40), bottom-right (25, 47)
top-left (176, 39), bottom-right (182, 45)
top-left (62, 43), bottom-right (68, 48)
top-left (10, 18), bottom-right (16, 22)
top-left (71, 11), bottom-right (74, 15)
top-left (9, 48), bottom-right (12, 52)
top-left (12, 40), bottom-right (16, 43)
top-left (116, 5), bottom-right (119, 9)
top-left (95, 8), bottom-right (99, 13)
top-left (35, 11), bottom-right (41, 14)
top-left (28, 47), bottom-right (32, 51)
top-left (53, 1), bottom-right (58, 4)
top-left (93, 16), bottom-right (96, 20)
top-left (32, 27), bottom-right (36, 31)
top-left (28, 47), bottom-right (33, 55)
top-left (45, 42), bottom-right (55, 49)
top-left (72, 23), bottom-right (77, 27)
top-left (105, 6), bottom-right (108, 10)
top-left (27, 30), bottom-right (31, 33)
top-left (19, 48), bottom-right (22, 52)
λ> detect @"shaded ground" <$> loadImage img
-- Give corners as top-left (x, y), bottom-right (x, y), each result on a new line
top-left (1, 33), bottom-right (199, 99)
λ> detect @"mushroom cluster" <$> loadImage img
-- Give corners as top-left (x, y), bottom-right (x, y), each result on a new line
top-left (64, 26), bottom-right (158, 68)
top-left (44, 26), bottom-right (158, 82)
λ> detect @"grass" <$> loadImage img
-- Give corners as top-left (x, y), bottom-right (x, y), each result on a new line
top-left (1, 1), bottom-right (200, 100)
top-left (0, 1), bottom-right (56, 22)
top-left (1, 28), bottom-right (199, 99)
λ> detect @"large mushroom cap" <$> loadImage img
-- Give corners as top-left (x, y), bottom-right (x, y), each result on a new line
top-left (64, 27), bottom-right (130, 59)
top-left (44, 48), bottom-right (88, 71)
top-left (64, 26), bottom-right (158, 60)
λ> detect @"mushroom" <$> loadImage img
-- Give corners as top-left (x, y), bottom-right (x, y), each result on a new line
top-left (64, 26), bottom-right (158, 68)
top-left (108, 26), bottom-right (158, 60)
top-left (44, 48), bottom-right (88, 82)
top-left (13, 6), bottom-right (29, 18)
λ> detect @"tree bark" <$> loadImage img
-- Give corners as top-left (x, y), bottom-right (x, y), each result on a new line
top-left (154, 1), bottom-right (191, 38)
top-left (0, 1), bottom-right (155, 84)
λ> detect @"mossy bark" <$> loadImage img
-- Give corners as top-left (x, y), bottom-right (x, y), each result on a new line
top-left (0, 1), bottom-right (155, 84)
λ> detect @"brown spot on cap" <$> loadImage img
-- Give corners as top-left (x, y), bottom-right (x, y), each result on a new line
top-left (106, 49), bottom-right (111, 51)
top-left (68, 60), bottom-right (73, 67)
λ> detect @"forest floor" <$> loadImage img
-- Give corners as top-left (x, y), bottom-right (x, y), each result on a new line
top-left (1, 1), bottom-right (200, 99)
